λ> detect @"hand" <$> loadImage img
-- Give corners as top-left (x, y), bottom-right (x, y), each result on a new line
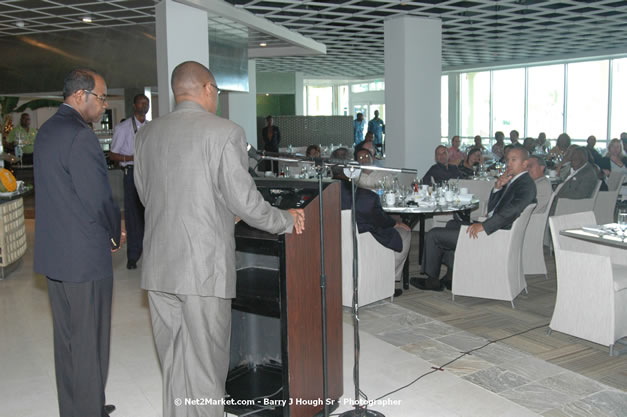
top-left (235, 216), bottom-right (241, 224)
top-left (395, 221), bottom-right (411, 232)
top-left (288, 208), bottom-right (305, 234)
top-left (466, 223), bottom-right (484, 239)
top-left (495, 173), bottom-right (513, 189)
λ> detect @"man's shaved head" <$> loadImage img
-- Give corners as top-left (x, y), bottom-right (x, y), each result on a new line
top-left (171, 61), bottom-right (214, 98)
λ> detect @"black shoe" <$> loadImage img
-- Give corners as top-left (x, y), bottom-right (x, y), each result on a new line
top-left (409, 277), bottom-right (444, 292)
top-left (104, 404), bottom-right (116, 414)
top-left (394, 289), bottom-right (403, 297)
top-left (443, 279), bottom-right (452, 290)
top-left (126, 260), bottom-right (137, 270)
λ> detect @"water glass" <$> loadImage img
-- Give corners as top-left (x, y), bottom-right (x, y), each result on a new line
top-left (618, 209), bottom-right (627, 233)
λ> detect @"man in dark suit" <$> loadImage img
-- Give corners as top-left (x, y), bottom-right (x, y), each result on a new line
top-left (549, 146), bottom-right (599, 215)
top-left (334, 147), bottom-right (411, 297)
top-left (422, 145), bottom-right (462, 186)
top-left (34, 69), bottom-right (124, 417)
top-left (412, 147), bottom-right (537, 291)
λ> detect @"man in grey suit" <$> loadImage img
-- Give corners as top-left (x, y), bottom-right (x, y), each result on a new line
top-left (34, 69), bottom-right (124, 417)
top-left (549, 147), bottom-right (599, 215)
top-left (134, 61), bottom-right (305, 417)
top-left (527, 156), bottom-right (552, 214)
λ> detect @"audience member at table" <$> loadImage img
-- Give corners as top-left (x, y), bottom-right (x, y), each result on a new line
top-left (586, 135), bottom-right (604, 166)
top-left (353, 112), bottom-right (365, 145)
top-left (448, 135), bottom-right (466, 165)
top-left (549, 133), bottom-right (571, 159)
top-left (523, 137), bottom-right (536, 154)
top-left (491, 131), bottom-right (505, 159)
top-left (527, 156), bottom-right (552, 214)
top-left (332, 147), bottom-right (410, 297)
top-left (509, 129), bottom-right (520, 145)
top-left (599, 138), bottom-right (627, 177)
top-left (535, 132), bottom-right (549, 153)
top-left (422, 145), bottom-right (462, 186)
top-left (549, 146), bottom-right (599, 215)
top-left (413, 147), bottom-right (536, 291)
top-left (473, 135), bottom-right (485, 151)
top-left (458, 147), bottom-right (482, 178)
top-left (353, 141), bottom-right (386, 190)
top-left (555, 145), bottom-right (577, 181)
top-left (306, 144), bottom-right (321, 158)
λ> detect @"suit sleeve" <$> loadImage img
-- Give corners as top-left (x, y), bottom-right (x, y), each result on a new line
top-left (69, 129), bottom-right (121, 248)
top-left (219, 127), bottom-right (293, 234)
top-left (482, 179), bottom-right (536, 235)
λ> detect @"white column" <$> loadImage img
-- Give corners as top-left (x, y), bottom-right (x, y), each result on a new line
top-left (448, 74), bottom-right (459, 142)
top-left (295, 71), bottom-right (304, 115)
top-left (221, 60), bottom-right (258, 145)
top-left (156, 0), bottom-right (208, 116)
top-left (384, 16), bottom-right (441, 174)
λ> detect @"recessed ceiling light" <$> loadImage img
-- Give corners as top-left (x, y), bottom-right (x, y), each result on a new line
top-left (82, 16), bottom-right (93, 23)
top-left (15, 21), bottom-right (25, 28)
top-left (259, 42), bottom-right (267, 47)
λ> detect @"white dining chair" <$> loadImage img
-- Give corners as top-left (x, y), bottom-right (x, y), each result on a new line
top-left (553, 180), bottom-right (602, 216)
top-left (451, 204), bottom-right (536, 308)
top-left (523, 191), bottom-right (558, 277)
top-left (594, 174), bottom-right (625, 225)
top-left (548, 212), bottom-right (627, 356)
top-left (341, 210), bottom-right (395, 307)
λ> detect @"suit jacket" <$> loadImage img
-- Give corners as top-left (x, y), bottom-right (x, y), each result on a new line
top-left (340, 181), bottom-right (401, 252)
top-left (261, 125), bottom-right (280, 152)
top-left (34, 104), bottom-right (121, 282)
top-left (555, 162), bottom-right (598, 200)
top-left (483, 172), bottom-right (536, 235)
top-left (134, 101), bottom-right (293, 298)
top-left (422, 163), bottom-right (462, 186)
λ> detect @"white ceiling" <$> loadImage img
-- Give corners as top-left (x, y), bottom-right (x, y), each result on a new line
top-left (1, 0), bottom-right (627, 78)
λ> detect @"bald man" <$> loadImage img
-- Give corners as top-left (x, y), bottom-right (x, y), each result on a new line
top-left (134, 61), bottom-right (304, 417)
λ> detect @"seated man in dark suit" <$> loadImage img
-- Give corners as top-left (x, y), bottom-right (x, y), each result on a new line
top-left (332, 147), bottom-right (411, 297)
top-left (548, 146), bottom-right (599, 216)
top-left (413, 147), bottom-right (537, 291)
top-left (422, 145), bottom-right (462, 185)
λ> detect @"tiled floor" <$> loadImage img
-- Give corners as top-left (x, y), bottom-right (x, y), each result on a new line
top-left (1, 221), bottom-right (626, 417)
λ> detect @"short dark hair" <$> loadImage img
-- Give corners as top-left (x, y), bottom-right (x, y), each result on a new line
top-left (495, 131), bottom-right (505, 140)
top-left (306, 144), bottom-right (320, 156)
top-left (466, 147), bottom-right (482, 162)
top-left (134, 94), bottom-right (149, 104)
top-left (63, 68), bottom-right (98, 99)
top-left (354, 141), bottom-right (366, 160)
top-left (330, 147), bottom-right (350, 178)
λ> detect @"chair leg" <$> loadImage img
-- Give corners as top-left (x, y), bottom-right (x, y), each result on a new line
top-left (451, 294), bottom-right (455, 302)
top-left (610, 344), bottom-right (614, 356)
top-left (524, 286), bottom-right (528, 294)
top-left (547, 328), bottom-right (552, 336)
top-left (511, 300), bottom-right (515, 309)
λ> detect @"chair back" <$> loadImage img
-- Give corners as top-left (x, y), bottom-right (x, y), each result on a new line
top-left (457, 178), bottom-right (496, 219)
top-left (554, 180), bottom-right (601, 216)
top-left (594, 174), bottom-right (624, 224)
top-left (548, 211), bottom-right (598, 254)
top-left (607, 172), bottom-right (626, 191)
top-left (523, 191), bottom-right (559, 275)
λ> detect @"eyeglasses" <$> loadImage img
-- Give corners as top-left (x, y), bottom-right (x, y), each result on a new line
top-left (209, 83), bottom-right (221, 95)
top-left (83, 90), bottom-right (108, 103)
top-left (357, 154), bottom-right (372, 161)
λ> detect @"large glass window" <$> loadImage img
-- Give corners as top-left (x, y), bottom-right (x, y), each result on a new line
top-left (460, 71), bottom-right (490, 139)
top-left (611, 57), bottom-right (627, 139)
top-left (351, 83), bottom-right (368, 93)
top-left (492, 68), bottom-right (525, 137)
top-left (441, 75), bottom-right (448, 139)
top-left (567, 60), bottom-right (609, 140)
top-left (306, 86), bottom-right (333, 115)
top-left (527, 64), bottom-right (564, 140)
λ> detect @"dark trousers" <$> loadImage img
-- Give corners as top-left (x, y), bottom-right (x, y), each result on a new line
top-left (123, 166), bottom-right (144, 262)
top-left (422, 221), bottom-right (462, 280)
top-left (47, 277), bottom-right (113, 417)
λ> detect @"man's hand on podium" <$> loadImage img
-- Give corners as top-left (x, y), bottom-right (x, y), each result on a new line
top-left (288, 209), bottom-right (305, 234)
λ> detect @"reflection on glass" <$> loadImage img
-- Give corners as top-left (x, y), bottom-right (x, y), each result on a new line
top-left (611, 58), bottom-right (627, 139)
top-left (528, 64), bottom-right (564, 141)
top-left (461, 71), bottom-right (490, 138)
top-left (441, 75), bottom-right (448, 139)
top-left (492, 68), bottom-right (525, 137)
top-left (567, 60), bottom-right (609, 140)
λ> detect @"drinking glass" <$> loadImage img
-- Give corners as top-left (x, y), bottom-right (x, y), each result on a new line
top-left (618, 209), bottom-right (627, 236)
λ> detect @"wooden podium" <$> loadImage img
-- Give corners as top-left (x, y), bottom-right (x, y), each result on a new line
top-left (226, 179), bottom-right (343, 417)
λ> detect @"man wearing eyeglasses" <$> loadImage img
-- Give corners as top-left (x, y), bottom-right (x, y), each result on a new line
top-left (109, 94), bottom-right (150, 270)
top-left (34, 69), bottom-right (124, 417)
top-left (134, 61), bottom-right (305, 417)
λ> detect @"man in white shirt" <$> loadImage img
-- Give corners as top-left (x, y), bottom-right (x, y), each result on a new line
top-left (109, 94), bottom-right (150, 269)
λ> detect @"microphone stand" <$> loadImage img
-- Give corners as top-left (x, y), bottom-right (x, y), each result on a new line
top-left (259, 152), bottom-right (416, 417)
